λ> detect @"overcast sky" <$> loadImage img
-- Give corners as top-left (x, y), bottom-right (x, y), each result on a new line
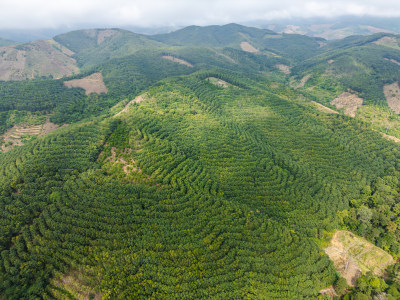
top-left (1, 0), bottom-right (400, 29)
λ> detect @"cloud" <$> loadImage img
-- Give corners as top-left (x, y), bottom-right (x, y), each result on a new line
top-left (1, 0), bottom-right (400, 29)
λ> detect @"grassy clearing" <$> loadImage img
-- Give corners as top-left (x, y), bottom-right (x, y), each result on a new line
top-left (324, 230), bottom-right (394, 286)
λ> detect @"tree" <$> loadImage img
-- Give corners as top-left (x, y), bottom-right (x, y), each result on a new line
top-left (334, 277), bottom-right (348, 296)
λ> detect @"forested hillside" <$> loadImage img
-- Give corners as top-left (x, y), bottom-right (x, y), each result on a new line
top-left (1, 24), bottom-right (400, 299)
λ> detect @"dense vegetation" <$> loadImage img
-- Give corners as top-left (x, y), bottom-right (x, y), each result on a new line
top-left (1, 24), bottom-right (400, 299)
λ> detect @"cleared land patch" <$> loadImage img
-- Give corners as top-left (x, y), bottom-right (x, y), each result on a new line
top-left (384, 82), bottom-right (400, 114)
top-left (162, 55), bottom-right (193, 67)
top-left (1, 119), bottom-right (63, 152)
top-left (64, 72), bottom-right (108, 95)
top-left (0, 40), bottom-right (79, 81)
top-left (51, 271), bottom-right (102, 300)
top-left (240, 41), bottom-right (259, 53)
top-left (275, 64), bottom-right (291, 74)
top-left (324, 230), bottom-right (394, 286)
top-left (206, 77), bottom-right (231, 88)
top-left (330, 92), bottom-right (363, 117)
top-left (373, 36), bottom-right (400, 49)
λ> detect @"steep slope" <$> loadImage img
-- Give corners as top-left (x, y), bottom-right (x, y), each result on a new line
top-left (54, 28), bottom-right (164, 69)
top-left (0, 40), bottom-right (79, 81)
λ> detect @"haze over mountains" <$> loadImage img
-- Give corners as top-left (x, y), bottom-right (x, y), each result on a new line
top-left (2, 21), bottom-right (400, 299)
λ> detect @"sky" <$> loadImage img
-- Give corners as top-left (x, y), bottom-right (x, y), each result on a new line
top-left (1, 0), bottom-right (400, 29)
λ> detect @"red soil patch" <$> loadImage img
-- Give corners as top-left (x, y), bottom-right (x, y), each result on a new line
top-left (384, 82), bottom-right (400, 114)
top-left (162, 55), bottom-right (193, 67)
top-left (64, 72), bottom-right (108, 95)
top-left (240, 42), bottom-right (259, 53)
top-left (330, 92), bottom-right (363, 117)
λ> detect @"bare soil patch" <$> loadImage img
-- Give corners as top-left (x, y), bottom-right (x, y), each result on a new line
top-left (115, 94), bottom-right (147, 116)
top-left (330, 92), bottom-right (363, 117)
top-left (275, 64), bottom-right (291, 75)
top-left (240, 42), bottom-right (259, 53)
top-left (384, 82), bottom-right (400, 114)
top-left (324, 231), bottom-right (394, 286)
top-left (312, 101), bottom-right (339, 114)
top-left (206, 77), bottom-right (230, 88)
top-left (162, 55), bottom-right (193, 67)
top-left (328, 59), bottom-right (335, 64)
top-left (64, 72), bottom-right (108, 95)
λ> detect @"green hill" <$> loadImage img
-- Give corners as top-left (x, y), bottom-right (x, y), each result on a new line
top-left (54, 28), bottom-right (164, 69)
top-left (150, 23), bottom-right (324, 61)
top-left (2, 25), bottom-right (400, 299)
top-left (292, 33), bottom-right (400, 107)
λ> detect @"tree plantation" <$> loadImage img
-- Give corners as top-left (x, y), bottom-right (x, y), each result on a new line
top-left (1, 24), bottom-right (400, 299)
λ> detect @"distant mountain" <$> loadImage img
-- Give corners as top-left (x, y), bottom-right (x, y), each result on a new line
top-left (292, 33), bottom-right (400, 107)
top-left (150, 23), bottom-right (277, 47)
top-left (53, 28), bottom-right (164, 69)
top-left (150, 23), bottom-right (325, 61)
top-left (263, 16), bottom-right (400, 40)
top-left (0, 40), bottom-right (79, 81)
top-left (0, 38), bottom-right (16, 47)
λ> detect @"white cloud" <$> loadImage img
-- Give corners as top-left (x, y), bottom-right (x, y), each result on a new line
top-left (1, 0), bottom-right (400, 29)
